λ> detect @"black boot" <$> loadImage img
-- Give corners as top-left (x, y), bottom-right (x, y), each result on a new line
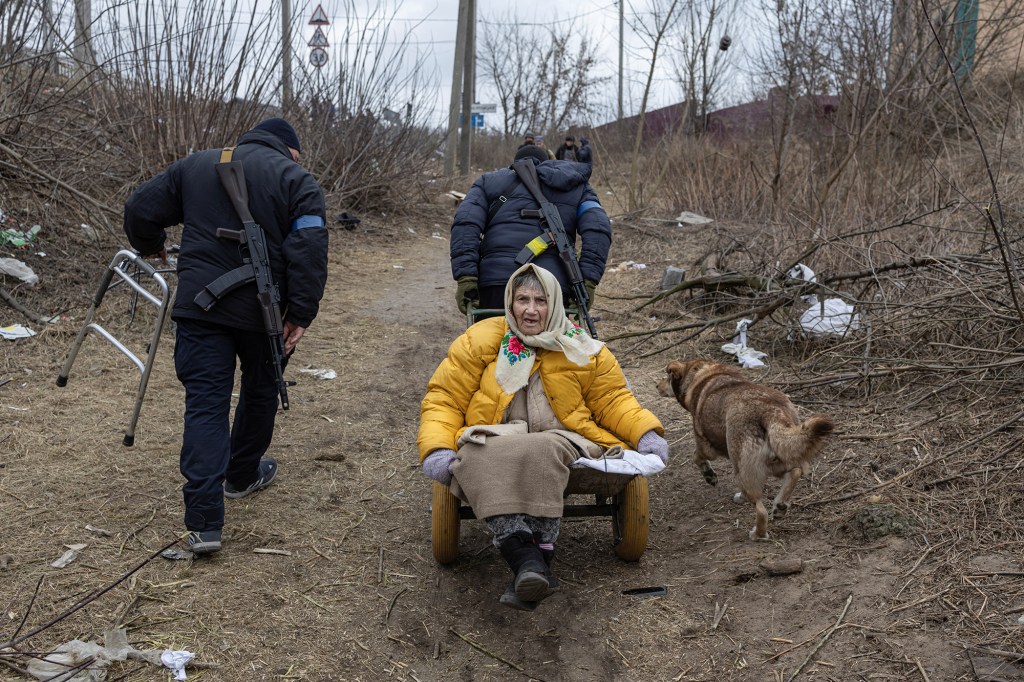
top-left (498, 531), bottom-right (552, 604)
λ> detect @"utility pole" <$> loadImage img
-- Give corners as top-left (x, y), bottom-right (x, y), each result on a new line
top-left (618, 0), bottom-right (624, 120)
top-left (444, 0), bottom-right (469, 177)
top-left (42, 0), bottom-right (55, 73)
top-left (458, 0), bottom-right (476, 175)
top-left (282, 0), bottom-right (293, 113)
top-left (73, 0), bottom-right (92, 79)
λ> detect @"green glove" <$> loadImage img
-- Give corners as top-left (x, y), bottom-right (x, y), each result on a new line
top-left (455, 276), bottom-right (479, 314)
top-left (584, 279), bottom-right (598, 306)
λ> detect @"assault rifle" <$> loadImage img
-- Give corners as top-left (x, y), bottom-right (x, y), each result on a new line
top-left (193, 149), bottom-right (291, 409)
top-left (510, 159), bottom-right (598, 338)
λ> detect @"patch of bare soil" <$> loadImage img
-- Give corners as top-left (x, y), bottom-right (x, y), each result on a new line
top-left (1, 206), bottom-right (1021, 681)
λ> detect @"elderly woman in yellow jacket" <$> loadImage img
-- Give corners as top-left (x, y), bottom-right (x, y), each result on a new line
top-left (418, 263), bottom-right (667, 610)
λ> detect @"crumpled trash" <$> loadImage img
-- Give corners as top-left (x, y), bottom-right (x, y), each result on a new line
top-left (675, 211), bottom-right (714, 225)
top-left (299, 368), bottom-right (337, 380)
top-left (161, 650), bottom-right (195, 680)
top-left (788, 263), bottom-right (861, 336)
top-left (0, 224), bottom-right (41, 248)
top-left (26, 628), bottom-right (198, 681)
top-left (0, 257), bottom-right (39, 286)
top-left (800, 298), bottom-right (861, 336)
top-left (1, 324), bottom-right (36, 340)
top-left (721, 318), bottom-right (767, 369)
top-left (51, 543), bottom-right (86, 568)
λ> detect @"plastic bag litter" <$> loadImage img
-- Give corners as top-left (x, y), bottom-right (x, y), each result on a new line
top-left (800, 298), bottom-right (861, 336)
top-left (1, 324), bottom-right (35, 340)
top-left (26, 628), bottom-right (197, 681)
top-left (720, 318), bottom-right (767, 369)
top-left (788, 263), bottom-right (861, 336)
top-left (299, 368), bottom-right (337, 380)
top-left (0, 224), bottom-right (41, 248)
top-left (675, 211), bottom-right (714, 225)
top-left (0, 257), bottom-right (39, 286)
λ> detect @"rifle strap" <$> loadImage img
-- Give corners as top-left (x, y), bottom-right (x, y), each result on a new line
top-left (219, 146), bottom-right (236, 163)
top-left (486, 173), bottom-right (521, 225)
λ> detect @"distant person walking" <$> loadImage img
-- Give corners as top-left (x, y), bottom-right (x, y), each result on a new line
top-left (123, 118), bottom-right (329, 556)
top-left (577, 137), bottom-right (593, 167)
top-left (518, 131), bottom-right (536, 150)
top-left (535, 136), bottom-right (557, 160)
top-left (555, 135), bottom-right (580, 162)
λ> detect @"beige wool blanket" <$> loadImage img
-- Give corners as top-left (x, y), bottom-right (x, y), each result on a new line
top-left (450, 423), bottom-right (580, 519)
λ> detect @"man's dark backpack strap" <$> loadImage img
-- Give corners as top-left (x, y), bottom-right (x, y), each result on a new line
top-left (485, 172), bottom-right (521, 225)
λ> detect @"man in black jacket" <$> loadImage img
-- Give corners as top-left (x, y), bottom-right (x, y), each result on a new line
top-left (451, 145), bottom-right (611, 314)
top-left (555, 135), bottom-right (580, 161)
top-left (123, 118), bottom-right (329, 555)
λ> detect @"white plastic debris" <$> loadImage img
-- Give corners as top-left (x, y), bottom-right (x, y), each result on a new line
top-left (721, 318), bottom-right (767, 369)
top-left (80, 223), bottom-right (99, 242)
top-left (788, 263), bottom-right (861, 336)
top-left (1, 324), bottom-right (36, 340)
top-left (161, 649), bottom-right (195, 680)
top-left (0, 258), bottom-right (39, 286)
top-left (51, 544), bottom-right (86, 568)
top-left (800, 298), bottom-right (861, 336)
top-left (675, 211), bottom-right (714, 225)
top-left (27, 628), bottom-right (196, 681)
top-left (298, 368), bottom-right (337, 380)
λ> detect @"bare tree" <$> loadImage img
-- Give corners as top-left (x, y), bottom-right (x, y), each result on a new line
top-left (478, 14), bottom-right (604, 137)
top-left (624, 0), bottom-right (684, 211)
top-left (668, 0), bottom-right (739, 134)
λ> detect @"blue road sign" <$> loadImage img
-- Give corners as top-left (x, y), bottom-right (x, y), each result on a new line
top-left (471, 113), bottom-right (484, 128)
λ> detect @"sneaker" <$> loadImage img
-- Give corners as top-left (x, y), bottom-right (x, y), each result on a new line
top-left (186, 529), bottom-right (222, 555)
top-left (224, 458), bottom-right (278, 499)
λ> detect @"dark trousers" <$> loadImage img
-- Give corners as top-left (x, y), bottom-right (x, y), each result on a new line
top-left (174, 319), bottom-right (282, 531)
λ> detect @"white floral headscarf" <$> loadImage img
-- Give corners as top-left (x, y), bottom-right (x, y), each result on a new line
top-left (495, 263), bottom-right (604, 394)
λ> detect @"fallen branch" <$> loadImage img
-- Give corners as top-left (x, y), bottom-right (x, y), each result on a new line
top-left (449, 627), bottom-right (546, 681)
top-left (0, 286), bottom-right (51, 326)
top-left (804, 410), bottom-right (1024, 507)
top-left (787, 593), bottom-right (853, 681)
top-left (0, 537), bottom-right (181, 649)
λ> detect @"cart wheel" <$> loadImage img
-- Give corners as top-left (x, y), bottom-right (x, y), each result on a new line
top-left (431, 481), bottom-right (461, 564)
top-left (613, 476), bottom-right (649, 561)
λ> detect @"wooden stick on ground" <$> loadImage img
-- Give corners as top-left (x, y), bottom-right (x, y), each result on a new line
top-left (787, 594), bottom-right (853, 682)
top-left (449, 627), bottom-right (549, 681)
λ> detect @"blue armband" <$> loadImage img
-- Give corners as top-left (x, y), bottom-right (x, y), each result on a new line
top-left (291, 215), bottom-right (325, 231)
top-left (577, 200), bottom-right (603, 219)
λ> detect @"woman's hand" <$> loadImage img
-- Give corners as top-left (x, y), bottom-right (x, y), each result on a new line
top-left (422, 448), bottom-right (457, 485)
top-left (637, 431), bottom-right (669, 464)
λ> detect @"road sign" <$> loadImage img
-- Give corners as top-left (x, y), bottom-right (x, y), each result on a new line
top-left (471, 103), bottom-right (496, 114)
top-left (310, 48), bottom-right (328, 68)
top-left (309, 4), bottom-right (329, 25)
top-left (308, 27), bottom-right (329, 47)
top-left (471, 113), bottom-right (484, 128)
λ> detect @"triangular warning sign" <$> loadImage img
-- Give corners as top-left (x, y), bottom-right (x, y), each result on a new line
top-left (309, 4), bottom-right (329, 25)
top-left (308, 27), bottom-right (329, 47)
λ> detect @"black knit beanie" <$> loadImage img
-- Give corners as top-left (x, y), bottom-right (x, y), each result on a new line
top-left (513, 145), bottom-right (549, 165)
top-left (253, 118), bottom-right (301, 153)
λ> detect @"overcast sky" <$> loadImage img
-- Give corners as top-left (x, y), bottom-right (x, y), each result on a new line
top-left (295, 0), bottom-right (756, 129)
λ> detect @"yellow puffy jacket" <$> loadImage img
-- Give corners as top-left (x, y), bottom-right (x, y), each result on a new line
top-left (418, 317), bottom-right (664, 460)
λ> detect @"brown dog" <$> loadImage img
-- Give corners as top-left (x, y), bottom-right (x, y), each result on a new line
top-left (657, 359), bottom-right (834, 539)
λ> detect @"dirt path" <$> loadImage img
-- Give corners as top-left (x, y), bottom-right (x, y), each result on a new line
top-left (1, 214), bottom-right (982, 681)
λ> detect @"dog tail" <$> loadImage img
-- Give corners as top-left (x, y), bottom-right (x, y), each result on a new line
top-left (766, 414), bottom-right (834, 464)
